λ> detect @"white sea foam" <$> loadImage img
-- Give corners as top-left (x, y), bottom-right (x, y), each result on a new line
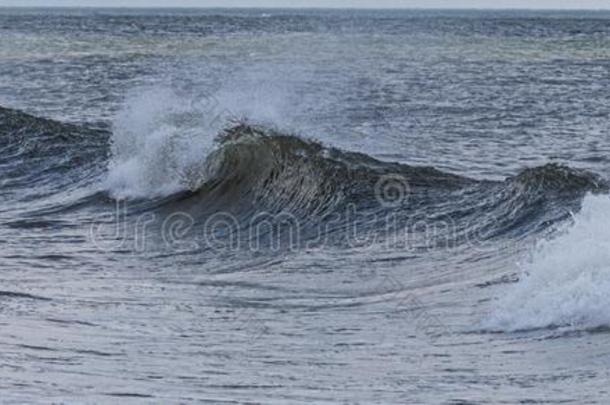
top-left (104, 74), bottom-right (294, 199)
top-left (485, 194), bottom-right (610, 332)
top-left (105, 87), bottom-right (224, 199)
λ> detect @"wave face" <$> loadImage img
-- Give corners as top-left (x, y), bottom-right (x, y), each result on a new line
top-left (484, 194), bottom-right (610, 332)
top-left (71, 90), bottom-right (602, 255)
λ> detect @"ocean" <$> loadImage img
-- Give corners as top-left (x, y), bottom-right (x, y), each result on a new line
top-left (1, 7), bottom-right (610, 403)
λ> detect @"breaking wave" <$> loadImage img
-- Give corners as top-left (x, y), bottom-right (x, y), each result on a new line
top-left (1, 101), bottom-right (605, 223)
top-left (3, 99), bottom-right (610, 333)
top-left (1, 99), bottom-right (609, 284)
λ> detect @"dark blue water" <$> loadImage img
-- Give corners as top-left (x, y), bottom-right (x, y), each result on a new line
top-left (1, 8), bottom-right (610, 403)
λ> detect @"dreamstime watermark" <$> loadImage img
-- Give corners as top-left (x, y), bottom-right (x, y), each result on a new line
top-left (374, 274), bottom-right (449, 347)
top-left (88, 175), bottom-right (517, 255)
top-left (85, 170), bottom-right (521, 344)
top-left (233, 307), bottom-right (271, 344)
top-left (375, 174), bottom-right (411, 208)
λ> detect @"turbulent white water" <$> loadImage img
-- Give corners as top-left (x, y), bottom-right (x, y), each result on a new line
top-left (104, 87), bottom-right (222, 199)
top-left (487, 194), bottom-right (610, 332)
top-left (105, 71), bottom-right (301, 199)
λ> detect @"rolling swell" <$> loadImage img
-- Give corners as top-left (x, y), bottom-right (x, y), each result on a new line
top-left (0, 106), bottom-right (108, 196)
top-left (0, 105), bottom-right (606, 248)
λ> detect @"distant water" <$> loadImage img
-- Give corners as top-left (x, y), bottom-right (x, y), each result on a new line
top-left (1, 8), bottom-right (610, 403)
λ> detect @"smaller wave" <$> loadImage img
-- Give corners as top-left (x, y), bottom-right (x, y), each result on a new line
top-left (0, 105), bottom-right (107, 196)
top-left (484, 194), bottom-right (610, 332)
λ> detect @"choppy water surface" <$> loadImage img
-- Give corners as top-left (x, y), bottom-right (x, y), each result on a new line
top-left (1, 8), bottom-right (610, 404)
